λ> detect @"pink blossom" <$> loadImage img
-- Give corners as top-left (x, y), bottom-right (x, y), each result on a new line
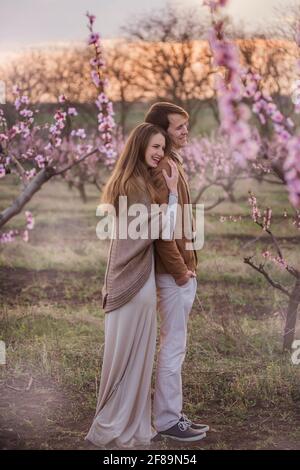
top-left (91, 70), bottom-right (100, 87)
top-left (24, 168), bottom-right (37, 180)
top-left (54, 111), bottom-right (66, 122)
top-left (248, 192), bottom-right (261, 222)
top-left (25, 211), bottom-right (35, 230)
top-left (0, 164), bottom-right (5, 177)
top-left (44, 142), bottom-right (52, 151)
top-left (88, 32), bottom-right (100, 45)
top-left (19, 109), bottom-right (33, 118)
top-left (71, 128), bottom-right (86, 139)
top-left (258, 113), bottom-right (266, 125)
top-left (21, 95), bottom-right (29, 105)
top-left (14, 98), bottom-right (21, 110)
top-left (12, 85), bottom-right (20, 95)
top-left (285, 137), bottom-right (300, 207)
top-left (271, 111), bottom-right (284, 123)
top-left (0, 133), bottom-right (8, 142)
top-left (35, 154), bottom-right (45, 168)
top-left (67, 107), bottom-right (78, 116)
top-left (203, 0), bottom-right (228, 12)
top-left (97, 92), bottom-right (109, 104)
top-left (90, 57), bottom-right (105, 67)
top-left (0, 229), bottom-right (18, 244)
top-left (263, 252), bottom-right (288, 270)
top-left (49, 125), bottom-right (60, 136)
top-left (263, 208), bottom-right (272, 230)
top-left (86, 12), bottom-right (96, 26)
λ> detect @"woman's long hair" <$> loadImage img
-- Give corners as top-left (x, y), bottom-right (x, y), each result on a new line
top-left (101, 123), bottom-right (171, 212)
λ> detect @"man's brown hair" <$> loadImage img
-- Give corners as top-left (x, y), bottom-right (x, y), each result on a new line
top-left (145, 102), bottom-right (189, 131)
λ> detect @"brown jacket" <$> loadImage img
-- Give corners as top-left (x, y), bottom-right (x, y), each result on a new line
top-left (149, 150), bottom-right (198, 281)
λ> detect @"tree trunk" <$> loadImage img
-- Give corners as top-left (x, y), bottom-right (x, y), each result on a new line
top-left (0, 166), bottom-right (56, 229)
top-left (227, 189), bottom-right (236, 203)
top-left (78, 183), bottom-right (87, 204)
top-left (283, 279), bottom-right (300, 352)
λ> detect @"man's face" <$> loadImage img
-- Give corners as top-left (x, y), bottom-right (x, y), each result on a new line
top-left (167, 113), bottom-right (189, 149)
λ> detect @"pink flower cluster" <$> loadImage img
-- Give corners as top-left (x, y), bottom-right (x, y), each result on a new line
top-left (43, 94), bottom-right (90, 168)
top-left (86, 12), bottom-right (116, 160)
top-left (1, 12), bottom-right (118, 244)
top-left (205, 0), bottom-right (300, 209)
top-left (244, 72), bottom-right (293, 144)
top-left (203, 0), bottom-right (228, 12)
top-left (262, 251), bottom-right (289, 270)
top-left (183, 133), bottom-right (237, 190)
top-left (285, 137), bottom-right (300, 207)
top-left (293, 211), bottom-right (300, 229)
top-left (10, 85), bottom-right (35, 140)
top-left (263, 208), bottom-right (272, 231)
top-left (208, 23), bottom-right (260, 167)
top-left (0, 210), bottom-right (34, 244)
top-left (70, 128), bottom-right (86, 139)
top-left (248, 192), bottom-right (261, 223)
top-left (248, 193), bottom-right (276, 232)
top-left (0, 89), bottom-right (38, 180)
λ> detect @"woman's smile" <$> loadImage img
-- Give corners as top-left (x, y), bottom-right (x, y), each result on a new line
top-left (151, 155), bottom-right (161, 166)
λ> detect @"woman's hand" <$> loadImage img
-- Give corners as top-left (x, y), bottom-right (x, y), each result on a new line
top-left (162, 160), bottom-right (178, 195)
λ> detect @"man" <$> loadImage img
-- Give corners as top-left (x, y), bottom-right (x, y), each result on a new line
top-left (145, 102), bottom-right (209, 442)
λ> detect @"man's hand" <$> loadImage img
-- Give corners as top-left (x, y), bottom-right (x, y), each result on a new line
top-left (175, 270), bottom-right (196, 286)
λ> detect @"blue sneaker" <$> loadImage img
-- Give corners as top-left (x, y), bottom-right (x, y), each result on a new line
top-left (180, 414), bottom-right (209, 433)
top-left (159, 420), bottom-right (207, 442)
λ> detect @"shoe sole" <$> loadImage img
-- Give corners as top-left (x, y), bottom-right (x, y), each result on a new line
top-left (191, 425), bottom-right (209, 433)
top-left (159, 431), bottom-right (206, 442)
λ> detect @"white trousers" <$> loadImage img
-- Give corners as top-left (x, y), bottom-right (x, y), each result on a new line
top-left (153, 273), bottom-right (197, 432)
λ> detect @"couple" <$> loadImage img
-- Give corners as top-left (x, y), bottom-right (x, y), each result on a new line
top-left (85, 102), bottom-right (209, 449)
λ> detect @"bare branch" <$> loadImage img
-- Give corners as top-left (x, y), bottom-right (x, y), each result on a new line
top-left (204, 196), bottom-right (226, 211)
top-left (53, 147), bottom-right (98, 176)
top-left (244, 257), bottom-right (291, 296)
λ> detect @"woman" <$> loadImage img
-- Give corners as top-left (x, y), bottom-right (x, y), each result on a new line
top-left (85, 123), bottom-right (179, 449)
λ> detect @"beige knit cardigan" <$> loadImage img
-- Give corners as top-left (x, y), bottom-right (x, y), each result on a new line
top-left (101, 188), bottom-right (177, 313)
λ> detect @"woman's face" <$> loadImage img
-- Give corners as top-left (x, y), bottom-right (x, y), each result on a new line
top-left (144, 133), bottom-right (166, 169)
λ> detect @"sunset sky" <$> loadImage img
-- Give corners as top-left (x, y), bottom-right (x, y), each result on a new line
top-left (0, 0), bottom-right (296, 53)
